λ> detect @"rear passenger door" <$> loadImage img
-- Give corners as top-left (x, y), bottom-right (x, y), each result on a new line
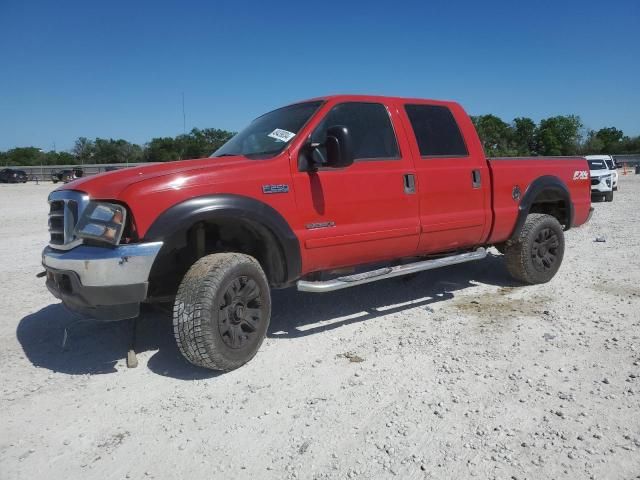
top-left (292, 101), bottom-right (420, 272)
top-left (400, 103), bottom-right (491, 254)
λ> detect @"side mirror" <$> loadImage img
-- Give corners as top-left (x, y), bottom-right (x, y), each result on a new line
top-left (324, 125), bottom-right (354, 168)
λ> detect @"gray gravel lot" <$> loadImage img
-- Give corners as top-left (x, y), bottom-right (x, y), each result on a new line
top-left (1, 176), bottom-right (639, 480)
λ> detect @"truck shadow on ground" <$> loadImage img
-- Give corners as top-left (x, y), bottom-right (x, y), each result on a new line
top-left (268, 253), bottom-right (517, 338)
top-left (17, 253), bottom-right (516, 379)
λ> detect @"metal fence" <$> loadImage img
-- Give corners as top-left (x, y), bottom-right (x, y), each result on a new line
top-left (613, 154), bottom-right (640, 166)
top-left (3, 163), bottom-right (149, 181)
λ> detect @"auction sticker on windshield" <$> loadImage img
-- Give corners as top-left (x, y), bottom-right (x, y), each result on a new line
top-left (268, 128), bottom-right (296, 143)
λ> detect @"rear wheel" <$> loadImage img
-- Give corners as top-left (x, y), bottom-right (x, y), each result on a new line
top-left (173, 253), bottom-right (271, 371)
top-left (505, 214), bottom-right (565, 284)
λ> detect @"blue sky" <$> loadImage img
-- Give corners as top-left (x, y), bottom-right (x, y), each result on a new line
top-left (1, 0), bottom-right (638, 151)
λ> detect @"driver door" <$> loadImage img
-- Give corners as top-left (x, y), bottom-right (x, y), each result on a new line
top-left (291, 101), bottom-right (420, 273)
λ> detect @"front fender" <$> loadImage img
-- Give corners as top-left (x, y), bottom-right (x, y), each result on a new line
top-left (144, 194), bottom-right (301, 285)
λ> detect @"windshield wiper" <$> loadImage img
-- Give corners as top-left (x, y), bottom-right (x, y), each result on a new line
top-left (245, 149), bottom-right (282, 158)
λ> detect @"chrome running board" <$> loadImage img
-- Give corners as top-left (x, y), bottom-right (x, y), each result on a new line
top-left (297, 247), bottom-right (487, 293)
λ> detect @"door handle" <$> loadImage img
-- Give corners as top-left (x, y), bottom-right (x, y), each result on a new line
top-left (403, 174), bottom-right (416, 194)
top-left (471, 169), bottom-right (481, 188)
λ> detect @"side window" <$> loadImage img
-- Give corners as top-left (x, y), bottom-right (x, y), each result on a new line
top-left (312, 102), bottom-right (399, 161)
top-left (404, 104), bottom-right (468, 157)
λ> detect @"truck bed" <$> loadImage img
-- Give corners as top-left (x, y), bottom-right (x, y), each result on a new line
top-left (486, 156), bottom-right (592, 244)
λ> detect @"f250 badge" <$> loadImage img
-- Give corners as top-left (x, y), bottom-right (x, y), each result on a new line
top-left (262, 184), bottom-right (289, 194)
top-left (573, 170), bottom-right (589, 180)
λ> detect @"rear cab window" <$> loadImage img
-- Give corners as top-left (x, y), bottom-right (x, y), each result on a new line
top-left (404, 104), bottom-right (468, 157)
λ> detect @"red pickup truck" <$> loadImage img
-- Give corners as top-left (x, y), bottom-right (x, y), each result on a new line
top-left (42, 95), bottom-right (593, 370)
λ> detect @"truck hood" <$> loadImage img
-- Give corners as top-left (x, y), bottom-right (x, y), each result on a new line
top-left (59, 156), bottom-right (252, 199)
top-left (589, 169), bottom-right (611, 178)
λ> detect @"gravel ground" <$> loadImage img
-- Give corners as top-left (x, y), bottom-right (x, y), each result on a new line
top-left (1, 176), bottom-right (639, 480)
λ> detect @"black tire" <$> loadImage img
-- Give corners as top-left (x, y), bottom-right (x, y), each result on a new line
top-left (494, 243), bottom-right (506, 254)
top-left (173, 253), bottom-right (271, 371)
top-left (604, 191), bottom-right (614, 202)
top-left (505, 214), bottom-right (565, 284)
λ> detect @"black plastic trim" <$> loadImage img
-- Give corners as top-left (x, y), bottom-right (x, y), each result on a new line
top-left (144, 194), bottom-right (302, 285)
top-left (510, 175), bottom-right (574, 240)
top-left (44, 266), bottom-right (145, 321)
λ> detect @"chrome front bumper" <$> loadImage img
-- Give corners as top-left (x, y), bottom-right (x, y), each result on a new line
top-left (42, 242), bottom-right (163, 320)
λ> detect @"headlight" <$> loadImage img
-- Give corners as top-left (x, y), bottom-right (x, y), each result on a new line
top-left (74, 202), bottom-right (127, 245)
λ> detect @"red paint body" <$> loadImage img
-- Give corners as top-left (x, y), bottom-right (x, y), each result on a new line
top-left (63, 95), bottom-right (592, 277)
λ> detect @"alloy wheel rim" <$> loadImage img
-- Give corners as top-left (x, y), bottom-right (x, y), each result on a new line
top-left (531, 227), bottom-right (559, 271)
top-left (218, 276), bottom-right (263, 349)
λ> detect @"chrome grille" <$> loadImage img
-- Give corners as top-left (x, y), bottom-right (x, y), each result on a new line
top-left (48, 191), bottom-right (90, 250)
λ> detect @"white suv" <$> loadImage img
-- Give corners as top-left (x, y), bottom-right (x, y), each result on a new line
top-left (586, 156), bottom-right (614, 202)
top-left (604, 156), bottom-right (619, 191)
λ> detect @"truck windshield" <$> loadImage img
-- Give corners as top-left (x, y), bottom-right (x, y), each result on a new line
top-left (588, 160), bottom-right (606, 170)
top-left (211, 101), bottom-right (323, 159)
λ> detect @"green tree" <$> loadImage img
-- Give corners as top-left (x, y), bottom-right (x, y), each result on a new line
top-left (471, 115), bottom-right (516, 156)
top-left (580, 130), bottom-right (604, 155)
top-left (620, 136), bottom-right (640, 154)
top-left (144, 128), bottom-right (234, 162)
top-left (535, 115), bottom-right (583, 156)
top-left (72, 137), bottom-right (95, 164)
top-left (595, 127), bottom-right (624, 153)
top-left (93, 138), bottom-right (142, 164)
top-left (512, 117), bottom-right (537, 155)
top-left (51, 151), bottom-right (75, 165)
top-left (144, 136), bottom-right (183, 162)
top-left (4, 147), bottom-right (43, 166)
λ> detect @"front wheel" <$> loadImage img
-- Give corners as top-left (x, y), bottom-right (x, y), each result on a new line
top-left (173, 253), bottom-right (271, 371)
top-left (505, 214), bottom-right (565, 284)
top-left (604, 191), bottom-right (614, 202)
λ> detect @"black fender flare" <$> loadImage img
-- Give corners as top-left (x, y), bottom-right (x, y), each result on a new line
top-left (510, 175), bottom-right (574, 240)
top-left (144, 194), bottom-right (301, 286)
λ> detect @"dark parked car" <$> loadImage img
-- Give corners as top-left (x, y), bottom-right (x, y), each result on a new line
top-left (51, 167), bottom-right (84, 183)
top-left (0, 168), bottom-right (28, 183)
